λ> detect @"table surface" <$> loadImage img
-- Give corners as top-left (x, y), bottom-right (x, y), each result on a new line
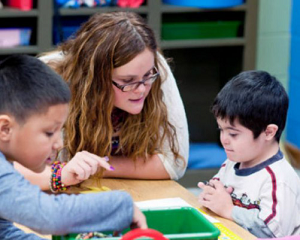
top-left (17, 179), bottom-right (256, 239)
top-left (101, 179), bottom-right (256, 239)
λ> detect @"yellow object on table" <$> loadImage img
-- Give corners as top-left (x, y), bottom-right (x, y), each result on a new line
top-left (67, 178), bottom-right (111, 194)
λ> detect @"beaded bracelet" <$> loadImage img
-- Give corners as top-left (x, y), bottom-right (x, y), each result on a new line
top-left (50, 161), bottom-right (69, 193)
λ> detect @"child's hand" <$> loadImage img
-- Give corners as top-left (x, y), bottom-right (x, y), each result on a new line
top-left (61, 151), bottom-right (114, 186)
top-left (131, 205), bottom-right (147, 229)
top-left (197, 180), bottom-right (234, 220)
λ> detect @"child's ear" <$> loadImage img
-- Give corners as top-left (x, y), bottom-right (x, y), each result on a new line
top-left (0, 115), bottom-right (14, 141)
top-left (265, 124), bottom-right (278, 140)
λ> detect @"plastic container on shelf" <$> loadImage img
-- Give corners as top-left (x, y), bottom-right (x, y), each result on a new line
top-left (161, 21), bottom-right (241, 40)
top-left (0, 28), bottom-right (32, 48)
top-left (7, 0), bottom-right (33, 11)
top-left (53, 26), bottom-right (79, 45)
top-left (53, 17), bottom-right (89, 45)
top-left (52, 207), bottom-right (220, 240)
top-left (162, 0), bottom-right (244, 9)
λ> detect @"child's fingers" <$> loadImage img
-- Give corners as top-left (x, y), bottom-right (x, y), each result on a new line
top-left (72, 164), bottom-right (86, 181)
top-left (198, 198), bottom-right (211, 209)
top-left (226, 186), bottom-right (234, 194)
top-left (210, 179), bottom-right (222, 188)
top-left (80, 156), bottom-right (101, 175)
top-left (81, 151), bottom-right (113, 171)
top-left (202, 192), bottom-right (214, 201)
top-left (198, 181), bottom-right (216, 194)
top-left (73, 161), bottom-right (93, 180)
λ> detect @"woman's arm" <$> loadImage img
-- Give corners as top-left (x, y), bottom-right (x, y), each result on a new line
top-left (103, 154), bottom-right (170, 179)
top-left (158, 53), bottom-right (189, 180)
top-left (14, 162), bottom-right (51, 190)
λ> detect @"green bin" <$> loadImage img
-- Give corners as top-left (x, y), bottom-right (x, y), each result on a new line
top-left (161, 21), bottom-right (241, 40)
top-left (52, 207), bottom-right (220, 240)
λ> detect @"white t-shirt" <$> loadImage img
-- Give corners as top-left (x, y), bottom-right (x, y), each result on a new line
top-left (213, 151), bottom-right (300, 238)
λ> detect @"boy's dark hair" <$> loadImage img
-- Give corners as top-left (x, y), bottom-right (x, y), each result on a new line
top-left (212, 70), bottom-right (289, 142)
top-left (0, 54), bottom-right (70, 122)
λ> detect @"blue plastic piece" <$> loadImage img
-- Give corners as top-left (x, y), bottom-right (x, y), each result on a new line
top-left (286, 77), bottom-right (300, 149)
top-left (188, 143), bottom-right (226, 169)
top-left (55, 0), bottom-right (70, 6)
top-left (289, 37), bottom-right (300, 78)
top-left (53, 17), bottom-right (89, 45)
top-left (162, 0), bottom-right (244, 9)
top-left (287, 0), bottom-right (300, 148)
top-left (20, 28), bottom-right (31, 45)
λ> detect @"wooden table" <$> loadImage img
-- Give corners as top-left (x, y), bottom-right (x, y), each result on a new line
top-left (18, 179), bottom-right (256, 239)
top-left (101, 179), bottom-right (256, 240)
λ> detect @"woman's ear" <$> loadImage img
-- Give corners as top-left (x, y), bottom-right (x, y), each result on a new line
top-left (265, 124), bottom-right (278, 141)
top-left (0, 115), bottom-right (13, 141)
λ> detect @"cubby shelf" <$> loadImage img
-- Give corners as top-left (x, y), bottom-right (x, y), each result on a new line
top-left (161, 37), bottom-right (245, 49)
top-left (160, 3), bottom-right (247, 13)
top-left (0, 45), bottom-right (39, 54)
top-left (0, 7), bottom-right (38, 17)
top-left (0, 0), bottom-right (257, 70)
top-left (59, 6), bottom-right (148, 16)
top-left (0, 0), bottom-right (258, 143)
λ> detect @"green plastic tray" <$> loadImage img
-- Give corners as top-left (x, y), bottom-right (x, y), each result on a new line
top-left (52, 207), bottom-right (220, 240)
top-left (161, 21), bottom-right (241, 40)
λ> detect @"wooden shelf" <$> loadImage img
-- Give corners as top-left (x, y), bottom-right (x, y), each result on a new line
top-left (0, 46), bottom-right (39, 55)
top-left (0, 0), bottom-right (257, 69)
top-left (161, 3), bottom-right (247, 13)
top-left (0, 7), bottom-right (38, 17)
top-left (59, 6), bottom-right (148, 16)
top-left (161, 38), bottom-right (245, 49)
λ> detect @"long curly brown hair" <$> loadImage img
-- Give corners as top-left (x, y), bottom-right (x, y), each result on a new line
top-left (45, 12), bottom-right (182, 167)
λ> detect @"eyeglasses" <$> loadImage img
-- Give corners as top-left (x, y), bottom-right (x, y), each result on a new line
top-left (112, 67), bottom-right (160, 92)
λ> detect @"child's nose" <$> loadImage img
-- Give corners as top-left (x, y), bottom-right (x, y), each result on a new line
top-left (53, 136), bottom-right (63, 150)
top-left (221, 135), bottom-right (229, 145)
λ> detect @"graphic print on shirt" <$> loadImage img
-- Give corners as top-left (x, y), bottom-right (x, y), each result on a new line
top-left (231, 192), bottom-right (261, 210)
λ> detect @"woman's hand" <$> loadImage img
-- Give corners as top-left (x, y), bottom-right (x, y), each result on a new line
top-left (61, 151), bottom-right (114, 186)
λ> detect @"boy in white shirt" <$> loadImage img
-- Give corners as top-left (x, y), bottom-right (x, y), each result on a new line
top-left (198, 70), bottom-right (300, 238)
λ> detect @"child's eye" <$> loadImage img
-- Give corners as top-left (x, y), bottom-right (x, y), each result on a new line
top-left (229, 133), bottom-right (237, 137)
top-left (46, 132), bottom-right (54, 137)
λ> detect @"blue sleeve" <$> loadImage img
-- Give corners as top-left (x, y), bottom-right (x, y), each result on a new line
top-left (0, 157), bottom-right (133, 236)
top-left (0, 219), bottom-right (47, 240)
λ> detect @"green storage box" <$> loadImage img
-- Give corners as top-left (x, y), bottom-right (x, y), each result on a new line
top-left (161, 21), bottom-right (241, 40)
top-left (52, 207), bottom-right (220, 240)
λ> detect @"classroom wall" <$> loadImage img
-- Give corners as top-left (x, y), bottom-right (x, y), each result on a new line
top-left (255, 0), bottom-right (292, 90)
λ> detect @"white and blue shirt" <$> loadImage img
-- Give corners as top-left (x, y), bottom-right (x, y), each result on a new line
top-left (213, 150), bottom-right (300, 238)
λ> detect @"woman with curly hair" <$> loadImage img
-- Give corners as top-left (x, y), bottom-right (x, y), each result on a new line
top-left (15, 11), bottom-right (189, 190)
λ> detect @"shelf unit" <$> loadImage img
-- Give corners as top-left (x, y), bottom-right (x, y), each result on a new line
top-left (0, 0), bottom-right (258, 142)
top-left (0, 1), bottom-right (52, 55)
top-left (0, 0), bottom-right (257, 69)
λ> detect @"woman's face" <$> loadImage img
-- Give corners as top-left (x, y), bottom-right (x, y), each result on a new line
top-left (112, 48), bottom-right (155, 115)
